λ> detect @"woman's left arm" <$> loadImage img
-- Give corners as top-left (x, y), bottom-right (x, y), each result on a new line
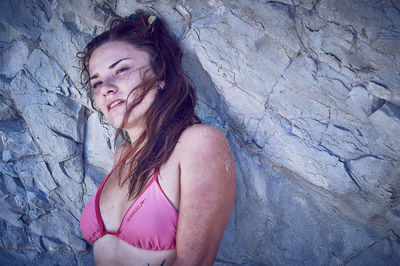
top-left (173, 125), bottom-right (236, 266)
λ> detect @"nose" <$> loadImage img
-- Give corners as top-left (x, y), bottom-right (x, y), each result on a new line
top-left (101, 77), bottom-right (118, 96)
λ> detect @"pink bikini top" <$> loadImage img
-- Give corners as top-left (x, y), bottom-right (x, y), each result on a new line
top-left (80, 149), bottom-right (178, 250)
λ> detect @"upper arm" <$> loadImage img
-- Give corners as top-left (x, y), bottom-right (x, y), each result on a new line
top-left (175, 125), bottom-right (236, 265)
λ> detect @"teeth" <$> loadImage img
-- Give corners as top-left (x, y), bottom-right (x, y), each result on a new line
top-left (110, 100), bottom-right (122, 109)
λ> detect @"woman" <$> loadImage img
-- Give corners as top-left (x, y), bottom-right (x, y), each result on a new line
top-left (78, 10), bottom-right (236, 266)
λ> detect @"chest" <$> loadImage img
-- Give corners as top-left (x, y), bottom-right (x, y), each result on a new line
top-left (99, 154), bottom-right (180, 232)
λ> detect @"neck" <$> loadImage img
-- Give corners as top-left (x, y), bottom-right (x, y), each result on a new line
top-left (126, 125), bottom-right (145, 145)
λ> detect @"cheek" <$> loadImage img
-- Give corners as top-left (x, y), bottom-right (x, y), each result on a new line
top-left (126, 66), bottom-right (153, 87)
top-left (124, 69), bottom-right (155, 103)
top-left (126, 89), bottom-right (143, 106)
top-left (93, 90), bottom-right (99, 104)
top-left (125, 71), bottom-right (143, 88)
top-left (93, 90), bottom-right (105, 111)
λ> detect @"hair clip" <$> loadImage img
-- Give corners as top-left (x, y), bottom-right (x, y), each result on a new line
top-left (129, 13), bottom-right (137, 19)
top-left (147, 15), bottom-right (157, 33)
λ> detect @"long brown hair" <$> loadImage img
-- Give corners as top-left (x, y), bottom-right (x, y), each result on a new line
top-left (78, 10), bottom-right (200, 199)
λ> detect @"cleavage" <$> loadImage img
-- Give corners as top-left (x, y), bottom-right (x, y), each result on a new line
top-left (99, 172), bottom-right (134, 233)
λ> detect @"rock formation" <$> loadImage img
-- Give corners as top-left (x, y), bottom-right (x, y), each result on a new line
top-left (0, 0), bottom-right (399, 265)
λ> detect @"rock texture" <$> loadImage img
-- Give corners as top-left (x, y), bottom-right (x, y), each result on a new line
top-left (0, 0), bottom-right (399, 265)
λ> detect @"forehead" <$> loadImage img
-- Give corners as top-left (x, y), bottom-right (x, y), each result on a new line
top-left (88, 41), bottom-right (150, 74)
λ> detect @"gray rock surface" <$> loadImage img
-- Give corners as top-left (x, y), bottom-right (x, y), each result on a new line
top-left (0, 0), bottom-right (399, 265)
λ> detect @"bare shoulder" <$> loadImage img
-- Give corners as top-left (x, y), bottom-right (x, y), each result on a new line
top-left (178, 124), bottom-right (230, 152)
top-left (178, 123), bottom-right (235, 182)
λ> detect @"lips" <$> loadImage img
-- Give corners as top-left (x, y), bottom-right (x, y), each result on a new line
top-left (107, 99), bottom-right (126, 111)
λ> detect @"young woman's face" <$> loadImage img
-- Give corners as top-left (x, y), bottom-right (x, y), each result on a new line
top-left (88, 41), bottom-right (157, 130)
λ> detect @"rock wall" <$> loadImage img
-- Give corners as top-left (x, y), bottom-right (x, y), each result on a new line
top-left (0, 0), bottom-right (399, 265)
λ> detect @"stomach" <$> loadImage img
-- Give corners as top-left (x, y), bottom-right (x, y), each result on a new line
top-left (93, 235), bottom-right (177, 266)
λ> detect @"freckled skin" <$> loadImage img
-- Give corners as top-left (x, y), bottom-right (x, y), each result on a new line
top-left (89, 41), bottom-right (157, 139)
top-left (174, 124), bottom-right (236, 265)
top-left (89, 41), bottom-right (236, 265)
top-left (90, 41), bottom-right (177, 266)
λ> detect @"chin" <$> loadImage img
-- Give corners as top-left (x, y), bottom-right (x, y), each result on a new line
top-left (105, 116), bottom-right (124, 129)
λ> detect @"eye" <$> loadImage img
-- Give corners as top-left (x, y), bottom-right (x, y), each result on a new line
top-left (92, 81), bottom-right (102, 89)
top-left (116, 67), bottom-right (129, 75)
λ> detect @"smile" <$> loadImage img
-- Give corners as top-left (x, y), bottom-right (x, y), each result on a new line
top-left (108, 100), bottom-right (125, 110)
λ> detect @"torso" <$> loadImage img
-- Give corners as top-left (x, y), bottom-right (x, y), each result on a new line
top-left (93, 142), bottom-right (181, 266)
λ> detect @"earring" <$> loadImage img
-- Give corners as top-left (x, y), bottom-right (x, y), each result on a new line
top-left (158, 81), bottom-right (165, 90)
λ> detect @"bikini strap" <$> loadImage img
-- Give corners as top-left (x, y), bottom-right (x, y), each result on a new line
top-left (112, 145), bottom-right (134, 172)
top-left (154, 167), bottom-right (160, 182)
top-left (101, 145), bottom-right (134, 185)
top-left (119, 145), bottom-right (134, 165)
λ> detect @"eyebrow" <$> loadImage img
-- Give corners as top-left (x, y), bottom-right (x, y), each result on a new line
top-left (89, 57), bottom-right (131, 81)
